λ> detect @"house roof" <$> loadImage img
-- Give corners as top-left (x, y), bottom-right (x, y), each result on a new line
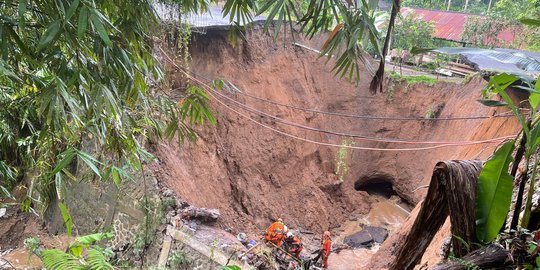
top-left (400, 8), bottom-right (515, 44)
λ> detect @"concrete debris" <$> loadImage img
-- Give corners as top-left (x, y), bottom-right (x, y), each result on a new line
top-left (344, 230), bottom-right (373, 248)
top-left (344, 226), bottom-right (388, 248)
top-left (364, 226), bottom-right (389, 243)
top-left (181, 206), bottom-right (220, 223)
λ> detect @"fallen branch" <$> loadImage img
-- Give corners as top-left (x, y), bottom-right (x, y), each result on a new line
top-left (432, 243), bottom-right (513, 270)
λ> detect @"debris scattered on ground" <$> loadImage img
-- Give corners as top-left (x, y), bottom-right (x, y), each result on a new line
top-left (181, 206), bottom-right (220, 223)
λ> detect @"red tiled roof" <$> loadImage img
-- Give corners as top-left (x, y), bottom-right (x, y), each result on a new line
top-left (400, 8), bottom-right (515, 44)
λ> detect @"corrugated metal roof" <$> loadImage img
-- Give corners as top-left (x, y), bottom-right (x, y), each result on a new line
top-left (400, 8), bottom-right (515, 44)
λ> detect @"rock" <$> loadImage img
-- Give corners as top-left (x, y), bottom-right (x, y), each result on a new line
top-left (188, 220), bottom-right (199, 230)
top-left (344, 230), bottom-right (373, 248)
top-left (165, 210), bottom-right (176, 222)
top-left (176, 198), bottom-right (190, 209)
top-left (0, 208), bottom-right (6, 218)
top-left (162, 188), bottom-right (174, 197)
top-left (363, 226), bottom-right (388, 243)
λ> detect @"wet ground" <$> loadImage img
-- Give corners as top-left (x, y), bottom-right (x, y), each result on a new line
top-left (329, 195), bottom-right (411, 269)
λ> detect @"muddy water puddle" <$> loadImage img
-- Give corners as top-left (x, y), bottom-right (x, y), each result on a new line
top-left (0, 249), bottom-right (42, 269)
top-left (330, 196), bottom-right (411, 269)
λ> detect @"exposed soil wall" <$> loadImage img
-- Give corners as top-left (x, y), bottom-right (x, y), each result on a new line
top-left (151, 25), bottom-right (520, 240)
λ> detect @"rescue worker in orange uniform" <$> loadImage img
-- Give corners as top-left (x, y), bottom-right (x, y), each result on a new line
top-left (284, 232), bottom-right (303, 259)
top-left (265, 218), bottom-right (286, 247)
top-left (322, 231), bottom-right (332, 269)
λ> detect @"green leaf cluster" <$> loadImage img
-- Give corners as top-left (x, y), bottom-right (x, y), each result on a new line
top-left (41, 232), bottom-right (114, 270)
top-left (476, 72), bottom-right (540, 243)
top-left (0, 0), bottom-right (215, 214)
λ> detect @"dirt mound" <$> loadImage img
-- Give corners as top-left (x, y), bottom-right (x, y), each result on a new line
top-left (151, 25), bottom-right (519, 241)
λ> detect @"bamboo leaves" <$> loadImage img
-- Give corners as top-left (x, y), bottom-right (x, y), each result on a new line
top-left (37, 20), bottom-right (62, 51)
top-left (476, 140), bottom-right (515, 243)
top-left (223, 0), bottom-right (254, 26)
top-left (89, 12), bottom-right (112, 47)
top-left (77, 7), bottom-right (88, 38)
top-left (58, 202), bottom-right (73, 237)
top-left (0, 0), bottom-right (216, 207)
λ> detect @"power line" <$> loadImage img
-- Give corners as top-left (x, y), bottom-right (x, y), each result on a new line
top-left (228, 88), bottom-right (517, 121)
top-left (157, 47), bottom-right (517, 151)
top-left (184, 70), bottom-right (515, 151)
top-left (173, 61), bottom-right (516, 121)
top-left (210, 83), bottom-right (516, 145)
top-left (207, 84), bottom-right (513, 151)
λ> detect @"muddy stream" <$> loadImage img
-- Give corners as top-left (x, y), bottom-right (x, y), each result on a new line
top-left (329, 195), bottom-right (411, 269)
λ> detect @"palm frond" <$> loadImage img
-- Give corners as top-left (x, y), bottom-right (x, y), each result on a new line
top-left (41, 249), bottom-right (84, 270)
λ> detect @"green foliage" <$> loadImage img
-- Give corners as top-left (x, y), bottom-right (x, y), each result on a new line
top-left (491, 0), bottom-right (539, 20)
top-left (41, 232), bottom-right (114, 270)
top-left (134, 198), bottom-right (164, 254)
top-left (58, 202), bottom-right (73, 237)
top-left (161, 196), bottom-right (177, 209)
top-left (425, 108), bottom-right (435, 119)
top-left (255, 0), bottom-right (383, 81)
top-left (462, 16), bottom-right (511, 48)
top-left (0, 0), bottom-right (214, 214)
top-left (391, 14), bottom-right (435, 51)
top-left (169, 251), bottom-right (191, 267)
top-left (388, 72), bottom-right (438, 86)
top-left (222, 266), bottom-right (242, 270)
top-left (475, 140), bottom-right (515, 243)
top-left (24, 236), bottom-right (41, 260)
top-left (448, 255), bottom-right (481, 270)
top-left (336, 137), bottom-right (353, 183)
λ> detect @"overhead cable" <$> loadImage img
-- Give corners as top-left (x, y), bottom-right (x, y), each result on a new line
top-left (184, 70), bottom-right (516, 151)
top-left (157, 47), bottom-right (517, 151)
top-left (209, 82), bottom-right (516, 145)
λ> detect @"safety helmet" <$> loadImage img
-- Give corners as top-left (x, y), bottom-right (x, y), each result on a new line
top-left (323, 231), bottom-right (331, 237)
top-left (277, 218), bottom-right (283, 222)
top-left (284, 225), bottom-right (288, 233)
top-left (287, 232), bottom-right (293, 238)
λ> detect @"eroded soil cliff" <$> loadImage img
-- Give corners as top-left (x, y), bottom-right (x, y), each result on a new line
top-left (151, 25), bottom-right (520, 243)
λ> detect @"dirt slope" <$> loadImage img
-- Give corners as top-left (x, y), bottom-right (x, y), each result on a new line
top-left (151, 25), bottom-right (519, 241)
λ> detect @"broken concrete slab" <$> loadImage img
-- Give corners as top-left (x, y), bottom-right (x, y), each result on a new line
top-left (344, 230), bottom-right (373, 248)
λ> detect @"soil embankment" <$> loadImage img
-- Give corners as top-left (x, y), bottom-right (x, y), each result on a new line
top-left (152, 25), bottom-right (519, 251)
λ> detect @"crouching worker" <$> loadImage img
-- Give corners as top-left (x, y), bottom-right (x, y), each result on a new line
top-left (265, 218), bottom-right (286, 247)
top-left (284, 232), bottom-right (303, 259)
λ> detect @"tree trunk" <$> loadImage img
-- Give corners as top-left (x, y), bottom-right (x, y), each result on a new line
top-left (447, 0), bottom-right (452, 10)
top-left (464, 0), bottom-right (469, 11)
top-left (487, 0), bottom-right (493, 12)
top-left (510, 120), bottom-right (530, 231)
top-left (370, 0), bottom-right (400, 94)
top-left (389, 160), bottom-right (483, 270)
top-left (431, 244), bottom-right (513, 270)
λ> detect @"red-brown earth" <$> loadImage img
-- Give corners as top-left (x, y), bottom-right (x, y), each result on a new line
top-left (152, 24), bottom-right (520, 255)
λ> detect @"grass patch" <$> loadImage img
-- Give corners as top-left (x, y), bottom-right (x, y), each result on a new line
top-left (388, 71), bottom-right (438, 86)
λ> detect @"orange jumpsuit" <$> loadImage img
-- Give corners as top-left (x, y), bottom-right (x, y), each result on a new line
top-left (265, 221), bottom-right (285, 247)
top-left (322, 238), bottom-right (332, 268)
top-left (286, 235), bottom-right (303, 258)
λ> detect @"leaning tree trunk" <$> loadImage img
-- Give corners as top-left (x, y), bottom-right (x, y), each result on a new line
top-left (369, 0), bottom-right (400, 94)
top-left (389, 160), bottom-right (483, 270)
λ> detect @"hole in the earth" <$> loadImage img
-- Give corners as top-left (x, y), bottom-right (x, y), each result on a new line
top-left (354, 174), bottom-right (398, 198)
